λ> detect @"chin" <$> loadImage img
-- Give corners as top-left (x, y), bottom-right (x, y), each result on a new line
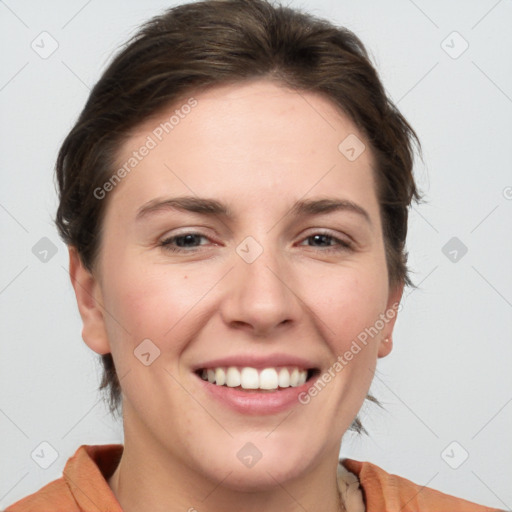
top-left (186, 433), bottom-right (323, 492)
top-left (207, 456), bottom-right (313, 492)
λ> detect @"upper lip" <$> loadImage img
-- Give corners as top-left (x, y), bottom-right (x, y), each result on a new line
top-left (192, 353), bottom-right (319, 371)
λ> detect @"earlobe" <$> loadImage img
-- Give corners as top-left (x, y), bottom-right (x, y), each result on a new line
top-left (378, 336), bottom-right (393, 358)
top-left (68, 247), bottom-right (111, 355)
top-left (377, 281), bottom-right (404, 358)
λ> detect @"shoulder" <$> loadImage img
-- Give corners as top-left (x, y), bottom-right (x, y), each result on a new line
top-left (5, 444), bottom-right (123, 512)
top-left (341, 458), bottom-right (503, 512)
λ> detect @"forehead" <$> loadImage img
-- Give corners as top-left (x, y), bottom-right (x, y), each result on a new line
top-left (145, 79), bottom-right (370, 161)
top-left (108, 79), bottom-right (379, 221)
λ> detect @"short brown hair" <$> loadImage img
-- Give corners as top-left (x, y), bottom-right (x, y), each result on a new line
top-left (55, 0), bottom-right (421, 432)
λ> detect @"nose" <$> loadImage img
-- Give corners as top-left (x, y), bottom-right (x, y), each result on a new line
top-left (219, 241), bottom-right (301, 337)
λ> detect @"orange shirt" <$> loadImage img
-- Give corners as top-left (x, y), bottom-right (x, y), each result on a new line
top-left (5, 444), bottom-right (502, 512)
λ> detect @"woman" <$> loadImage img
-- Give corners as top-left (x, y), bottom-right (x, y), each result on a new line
top-left (5, 0), bottom-right (503, 511)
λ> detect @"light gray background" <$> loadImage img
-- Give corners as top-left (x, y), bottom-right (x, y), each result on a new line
top-left (1, 0), bottom-right (511, 509)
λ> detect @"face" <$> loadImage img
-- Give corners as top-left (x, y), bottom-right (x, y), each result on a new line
top-left (70, 79), bottom-right (402, 490)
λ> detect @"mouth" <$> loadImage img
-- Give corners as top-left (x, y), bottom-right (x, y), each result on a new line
top-left (194, 366), bottom-right (320, 393)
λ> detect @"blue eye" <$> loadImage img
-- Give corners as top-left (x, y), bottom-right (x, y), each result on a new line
top-left (159, 231), bottom-right (352, 254)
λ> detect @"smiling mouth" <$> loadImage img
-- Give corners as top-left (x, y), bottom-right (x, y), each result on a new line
top-left (195, 366), bottom-right (319, 392)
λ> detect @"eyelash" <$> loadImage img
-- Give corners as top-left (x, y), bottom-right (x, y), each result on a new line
top-left (159, 231), bottom-right (353, 254)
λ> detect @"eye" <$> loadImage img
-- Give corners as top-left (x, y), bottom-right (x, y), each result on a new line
top-left (297, 232), bottom-right (353, 253)
top-left (159, 230), bottom-right (353, 254)
top-left (160, 232), bottom-right (212, 253)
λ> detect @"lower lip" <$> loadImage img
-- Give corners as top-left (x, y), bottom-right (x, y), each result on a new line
top-left (195, 374), bottom-right (317, 415)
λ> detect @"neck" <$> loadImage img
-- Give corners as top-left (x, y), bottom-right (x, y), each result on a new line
top-left (108, 416), bottom-right (345, 512)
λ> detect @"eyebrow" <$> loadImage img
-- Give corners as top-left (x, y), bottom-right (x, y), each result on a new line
top-left (136, 195), bottom-right (371, 225)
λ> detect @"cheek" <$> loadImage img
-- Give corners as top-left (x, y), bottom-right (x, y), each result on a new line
top-left (98, 263), bottom-right (205, 406)
top-left (305, 265), bottom-right (388, 350)
top-left (100, 257), bottom-right (218, 351)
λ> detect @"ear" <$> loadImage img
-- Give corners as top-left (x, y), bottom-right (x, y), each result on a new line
top-left (68, 246), bottom-right (111, 355)
top-left (377, 281), bottom-right (404, 358)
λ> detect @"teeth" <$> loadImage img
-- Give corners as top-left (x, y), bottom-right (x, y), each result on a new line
top-left (215, 368), bottom-right (226, 386)
top-left (259, 368), bottom-right (278, 390)
top-left (199, 366), bottom-right (309, 390)
top-left (278, 368), bottom-right (290, 387)
top-left (241, 367), bottom-right (259, 389)
top-left (226, 367), bottom-right (241, 387)
top-left (290, 368), bottom-right (299, 387)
